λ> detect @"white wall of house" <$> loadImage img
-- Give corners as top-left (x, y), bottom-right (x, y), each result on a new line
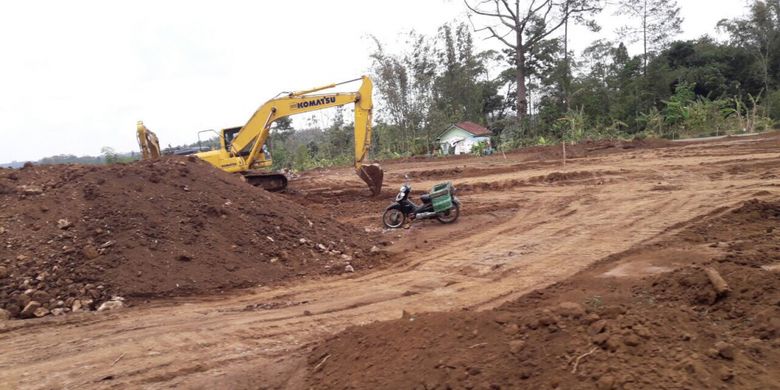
top-left (438, 127), bottom-right (490, 155)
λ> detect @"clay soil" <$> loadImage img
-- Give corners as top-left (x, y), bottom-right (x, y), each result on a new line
top-left (0, 157), bottom-right (383, 318)
top-left (308, 199), bottom-right (780, 389)
top-left (0, 133), bottom-right (779, 389)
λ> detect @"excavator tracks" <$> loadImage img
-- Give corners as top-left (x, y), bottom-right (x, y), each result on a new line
top-left (242, 171), bottom-right (288, 192)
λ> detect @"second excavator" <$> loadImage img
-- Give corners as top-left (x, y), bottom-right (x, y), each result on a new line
top-left (137, 76), bottom-right (383, 195)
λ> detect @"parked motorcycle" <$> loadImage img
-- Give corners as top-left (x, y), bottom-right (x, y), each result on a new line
top-left (382, 178), bottom-right (460, 228)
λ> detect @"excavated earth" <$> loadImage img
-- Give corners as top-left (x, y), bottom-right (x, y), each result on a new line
top-left (0, 157), bottom-right (383, 319)
top-left (307, 199), bottom-right (780, 389)
top-left (0, 132), bottom-right (778, 389)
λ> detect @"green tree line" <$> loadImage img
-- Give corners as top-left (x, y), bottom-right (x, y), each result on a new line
top-left (270, 0), bottom-right (779, 171)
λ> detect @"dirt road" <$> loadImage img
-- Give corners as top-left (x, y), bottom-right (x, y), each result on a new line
top-left (1, 134), bottom-right (778, 389)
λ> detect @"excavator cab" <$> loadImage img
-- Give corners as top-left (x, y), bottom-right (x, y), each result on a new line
top-left (220, 127), bottom-right (252, 157)
top-left (223, 127), bottom-right (240, 149)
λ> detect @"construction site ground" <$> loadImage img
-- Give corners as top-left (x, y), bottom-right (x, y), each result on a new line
top-left (1, 133), bottom-right (779, 389)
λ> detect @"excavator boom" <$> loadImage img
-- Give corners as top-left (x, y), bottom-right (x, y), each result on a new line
top-left (136, 121), bottom-right (161, 160)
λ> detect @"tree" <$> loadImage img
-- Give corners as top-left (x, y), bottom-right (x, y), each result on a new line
top-left (272, 117), bottom-right (294, 139)
top-left (429, 23), bottom-right (502, 136)
top-left (464, 0), bottom-right (602, 121)
top-left (718, 0), bottom-right (780, 116)
top-left (616, 0), bottom-right (683, 74)
top-left (369, 32), bottom-right (437, 153)
top-left (370, 25), bottom-right (501, 154)
top-left (101, 147), bottom-right (119, 164)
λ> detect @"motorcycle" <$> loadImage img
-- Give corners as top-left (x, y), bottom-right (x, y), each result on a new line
top-left (382, 178), bottom-right (461, 228)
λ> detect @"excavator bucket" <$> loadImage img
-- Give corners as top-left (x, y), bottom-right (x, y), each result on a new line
top-left (357, 164), bottom-right (384, 196)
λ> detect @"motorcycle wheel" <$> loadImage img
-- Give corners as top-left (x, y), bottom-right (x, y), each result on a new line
top-left (382, 209), bottom-right (406, 228)
top-left (436, 204), bottom-right (460, 224)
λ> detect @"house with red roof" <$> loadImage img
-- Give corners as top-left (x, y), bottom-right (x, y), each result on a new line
top-left (436, 121), bottom-right (493, 155)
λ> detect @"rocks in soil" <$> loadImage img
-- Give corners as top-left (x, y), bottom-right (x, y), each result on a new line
top-left (720, 367), bottom-right (735, 382)
top-left (596, 375), bottom-right (615, 390)
top-left (31, 290), bottom-right (51, 303)
top-left (588, 319), bottom-right (608, 335)
top-left (714, 341), bottom-right (735, 360)
top-left (0, 157), bottom-right (381, 319)
top-left (18, 185), bottom-right (43, 195)
top-left (556, 301), bottom-right (585, 318)
top-left (605, 335), bottom-right (622, 351)
top-left (56, 219), bottom-right (72, 229)
top-left (623, 334), bottom-right (641, 347)
top-left (592, 332), bottom-right (610, 346)
top-left (305, 200), bottom-right (780, 390)
top-left (82, 245), bottom-right (100, 260)
top-left (508, 340), bottom-right (526, 355)
top-left (20, 301), bottom-right (41, 318)
top-left (70, 299), bottom-right (93, 313)
top-left (97, 297), bottom-right (124, 312)
top-left (582, 313), bottom-right (600, 324)
top-left (632, 323), bottom-right (651, 338)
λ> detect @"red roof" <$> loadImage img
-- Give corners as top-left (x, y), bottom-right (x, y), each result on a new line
top-left (455, 121), bottom-right (492, 136)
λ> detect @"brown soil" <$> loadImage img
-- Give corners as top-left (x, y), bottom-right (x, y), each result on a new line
top-left (399, 139), bottom-right (669, 182)
top-left (0, 157), bottom-right (382, 318)
top-left (306, 199), bottom-right (780, 389)
top-left (0, 132), bottom-right (778, 389)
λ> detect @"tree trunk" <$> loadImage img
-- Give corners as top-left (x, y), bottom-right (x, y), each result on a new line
top-left (643, 0), bottom-right (648, 76)
top-left (563, 4), bottom-right (570, 112)
top-left (763, 48), bottom-right (771, 117)
top-left (516, 46), bottom-right (528, 121)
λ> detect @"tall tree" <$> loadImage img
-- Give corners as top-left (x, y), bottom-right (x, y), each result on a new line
top-left (369, 33), bottom-right (437, 152)
top-left (718, 0), bottom-right (780, 114)
top-left (432, 23), bottom-right (487, 124)
top-left (464, 0), bottom-right (602, 121)
top-left (616, 0), bottom-right (683, 74)
top-left (561, 3), bottom-right (600, 111)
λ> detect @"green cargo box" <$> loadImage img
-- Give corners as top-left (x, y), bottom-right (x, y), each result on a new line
top-left (430, 182), bottom-right (453, 212)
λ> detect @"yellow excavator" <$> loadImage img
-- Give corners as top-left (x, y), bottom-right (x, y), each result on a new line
top-left (136, 122), bottom-right (161, 160)
top-left (136, 76), bottom-right (383, 195)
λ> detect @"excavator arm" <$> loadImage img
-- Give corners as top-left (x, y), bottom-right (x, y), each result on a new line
top-left (223, 76), bottom-right (382, 194)
top-left (137, 76), bottom-right (383, 195)
top-left (136, 121), bottom-right (161, 160)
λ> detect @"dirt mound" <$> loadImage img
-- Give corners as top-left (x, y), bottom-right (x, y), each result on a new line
top-left (0, 158), bottom-right (383, 319)
top-left (306, 199), bottom-right (780, 389)
top-left (457, 170), bottom-right (625, 194)
top-left (457, 178), bottom-right (528, 194)
top-left (528, 169), bottom-right (626, 185)
top-left (378, 138), bottom-right (673, 166)
top-left (403, 164), bottom-right (523, 181)
top-left (508, 138), bottom-right (672, 162)
top-left (405, 167), bottom-right (464, 179)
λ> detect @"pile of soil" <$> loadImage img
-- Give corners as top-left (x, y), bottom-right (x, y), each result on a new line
top-left (0, 157), bottom-right (384, 319)
top-left (457, 169), bottom-right (626, 194)
top-left (384, 138), bottom-right (672, 166)
top-left (307, 199), bottom-right (780, 389)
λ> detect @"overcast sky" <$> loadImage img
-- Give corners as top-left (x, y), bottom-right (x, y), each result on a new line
top-left (0, 0), bottom-right (750, 162)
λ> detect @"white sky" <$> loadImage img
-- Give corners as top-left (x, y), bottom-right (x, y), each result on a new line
top-left (0, 0), bottom-right (749, 162)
